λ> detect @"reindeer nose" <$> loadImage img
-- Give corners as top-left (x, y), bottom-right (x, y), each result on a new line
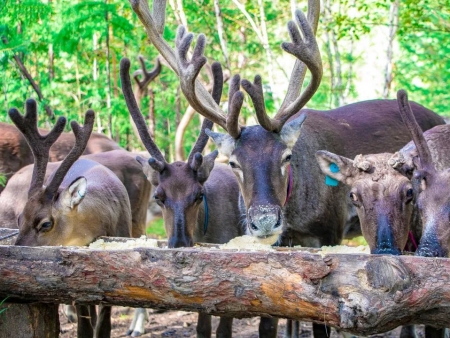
top-left (248, 205), bottom-right (282, 236)
top-left (168, 236), bottom-right (193, 249)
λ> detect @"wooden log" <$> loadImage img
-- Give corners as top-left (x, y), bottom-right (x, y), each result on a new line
top-left (0, 238), bottom-right (449, 335)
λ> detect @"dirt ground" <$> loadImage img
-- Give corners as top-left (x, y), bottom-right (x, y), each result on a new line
top-left (59, 306), bottom-right (423, 338)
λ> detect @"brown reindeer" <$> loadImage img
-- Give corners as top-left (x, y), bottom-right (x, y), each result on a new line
top-left (315, 121), bottom-right (450, 256)
top-left (9, 99), bottom-right (132, 338)
top-left (390, 90), bottom-right (449, 338)
top-left (121, 57), bottom-right (245, 337)
top-left (0, 121), bottom-right (120, 192)
top-left (394, 90), bottom-right (450, 259)
top-left (128, 0), bottom-right (446, 337)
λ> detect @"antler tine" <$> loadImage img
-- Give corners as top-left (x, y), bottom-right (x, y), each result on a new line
top-left (273, 8), bottom-right (322, 129)
top-left (8, 99), bottom-right (67, 196)
top-left (227, 75), bottom-right (244, 138)
top-left (175, 26), bottom-right (229, 130)
top-left (120, 57), bottom-right (166, 163)
top-left (133, 56), bottom-right (162, 91)
top-left (397, 90), bottom-right (435, 171)
top-left (187, 61), bottom-right (223, 162)
top-left (129, 0), bottom-right (228, 130)
top-left (278, 0), bottom-right (320, 113)
top-left (45, 110), bottom-right (95, 197)
top-left (241, 75), bottom-right (271, 131)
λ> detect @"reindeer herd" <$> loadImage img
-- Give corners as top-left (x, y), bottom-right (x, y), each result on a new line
top-left (1, 0), bottom-right (450, 337)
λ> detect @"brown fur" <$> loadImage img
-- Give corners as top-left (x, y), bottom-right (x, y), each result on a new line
top-left (391, 124), bottom-right (450, 258)
top-left (210, 99), bottom-right (444, 250)
top-left (316, 152), bottom-right (413, 254)
top-left (0, 150), bottom-right (150, 238)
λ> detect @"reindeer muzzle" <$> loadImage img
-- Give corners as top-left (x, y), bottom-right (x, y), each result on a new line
top-left (247, 204), bottom-right (282, 238)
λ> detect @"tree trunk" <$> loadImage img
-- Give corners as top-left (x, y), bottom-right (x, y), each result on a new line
top-left (1, 36), bottom-right (54, 119)
top-left (0, 235), bottom-right (450, 335)
top-left (383, 0), bottom-right (399, 99)
top-left (175, 105), bottom-right (196, 161)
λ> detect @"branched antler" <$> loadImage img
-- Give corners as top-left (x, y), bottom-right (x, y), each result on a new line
top-left (133, 56), bottom-right (162, 92)
top-left (130, 0), bottom-right (322, 136)
top-left (120, 57), bottom-right (166, 165)
top-left (242, 7), bottom-right (322, 133)
top-left (8, 99), bottom-right (66, 196)
top-left (188, 61), bottom-right (224, 162)
top-left (397, 90), bottom-right (435, 171)
top-left (45, 111), bottom-right (95, 197)
top-left (176, 28), bottom-right (243, 137)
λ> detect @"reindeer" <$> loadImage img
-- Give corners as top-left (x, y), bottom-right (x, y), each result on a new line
top-left (127, 0), bottom-right (446, 337)
top-left (393, 90), bottom-right (450, 259)
top-left (121, 57), bottom-right (246, 338)
top-left (389, 90), bottom-right (449, 338)
top-left (9, 99), bottom-right (132, 338)
top-left (315, 119), bottom-right (450, 256)
top-left (0, 121), bottom-right (120, 193)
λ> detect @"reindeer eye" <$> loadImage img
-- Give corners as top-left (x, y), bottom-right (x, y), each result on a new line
top-left (284, 154), bottom-right (292, 162)
top-left (153, 194), bottom-right (165, 205)
top-left (229, 161), bottom-right (239, 169)
top-left (196, 192), bottom-right (205, 202)
top-left (40, 221), bottom-right (53, 232)
top-left (405, 188), bottom-right (414, 203)
top-left (349, 192), bottom-right (359, 206)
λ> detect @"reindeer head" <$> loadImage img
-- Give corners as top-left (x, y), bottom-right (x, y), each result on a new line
top-left (120, 57), bottom-right (223, 248)
top-left (9, 99), bottom-right (95, 247)
top-left (395, 90), bottom-right (450, 257)
top-left (316, 151), bottom-right (414, 254)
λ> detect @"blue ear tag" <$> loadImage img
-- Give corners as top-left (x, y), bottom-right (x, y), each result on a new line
top-left (325, 163), bottom-right (339, 187)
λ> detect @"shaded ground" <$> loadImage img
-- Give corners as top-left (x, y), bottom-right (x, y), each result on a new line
top-left (59, 306), bottom-right (423, 338)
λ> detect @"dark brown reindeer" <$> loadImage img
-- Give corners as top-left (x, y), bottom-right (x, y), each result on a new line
top-left (394, 90), bottom-right (450, 259)
top-left (128, 0), bottom-right (446, 337)
top-left (0, 121), bottom-right (120, 193)
top-left (9, 99), bottom-right (132, 338)
top-left (390, 90), bottom-right (449, 338)
top-left (121, 57), bottom-right (244, 337)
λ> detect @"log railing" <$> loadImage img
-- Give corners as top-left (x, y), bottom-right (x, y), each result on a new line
top-left (0, 228), bottom-right (449, 335)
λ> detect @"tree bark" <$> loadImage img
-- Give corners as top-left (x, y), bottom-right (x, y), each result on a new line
top-left (383, 0), bottom-right (399, 99)
top-left (0, 237), bottom-right (450, 335)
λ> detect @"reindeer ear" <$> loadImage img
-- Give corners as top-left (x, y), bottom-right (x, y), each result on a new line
top-left (205, 129), bottom-right (235, 158)
top-left (136, 156), bottom-right (160, 186)
top-left (279, 114), bottom-right (306, 149)
top-left (315, 150), bottom-right (357, 186)
top-left (61, 177), bottom-right (87, 209)
top-left (197, 150), bottom-right (218, 184)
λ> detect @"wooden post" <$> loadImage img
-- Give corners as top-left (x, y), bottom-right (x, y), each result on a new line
top-left (0, 235), bottom-right (450, 335)
top-left (0, 229), bottom-right (59, 338)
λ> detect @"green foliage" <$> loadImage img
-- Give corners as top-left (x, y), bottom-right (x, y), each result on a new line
top-left (1, 0), bottom-right (449, 157)
top-left (146, 217), bottom-right (166, 239)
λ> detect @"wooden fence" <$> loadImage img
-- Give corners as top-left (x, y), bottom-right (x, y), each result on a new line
top-left (0, 228), bottom-right (449, 336)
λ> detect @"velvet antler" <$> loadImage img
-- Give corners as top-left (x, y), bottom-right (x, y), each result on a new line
top-left (187, 61), bottom-right (224, 162)
top-left (8, 99), bottom-right (66, 196)
top-left (120, 57), bottom-right (166, 165)
top-left (44, 111), bottom-right (95, 197)
top-left (397, 90), bottom-right (435, 171)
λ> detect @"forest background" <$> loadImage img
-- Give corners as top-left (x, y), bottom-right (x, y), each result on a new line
top-left (1, 0), bottom-right (448, 161)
